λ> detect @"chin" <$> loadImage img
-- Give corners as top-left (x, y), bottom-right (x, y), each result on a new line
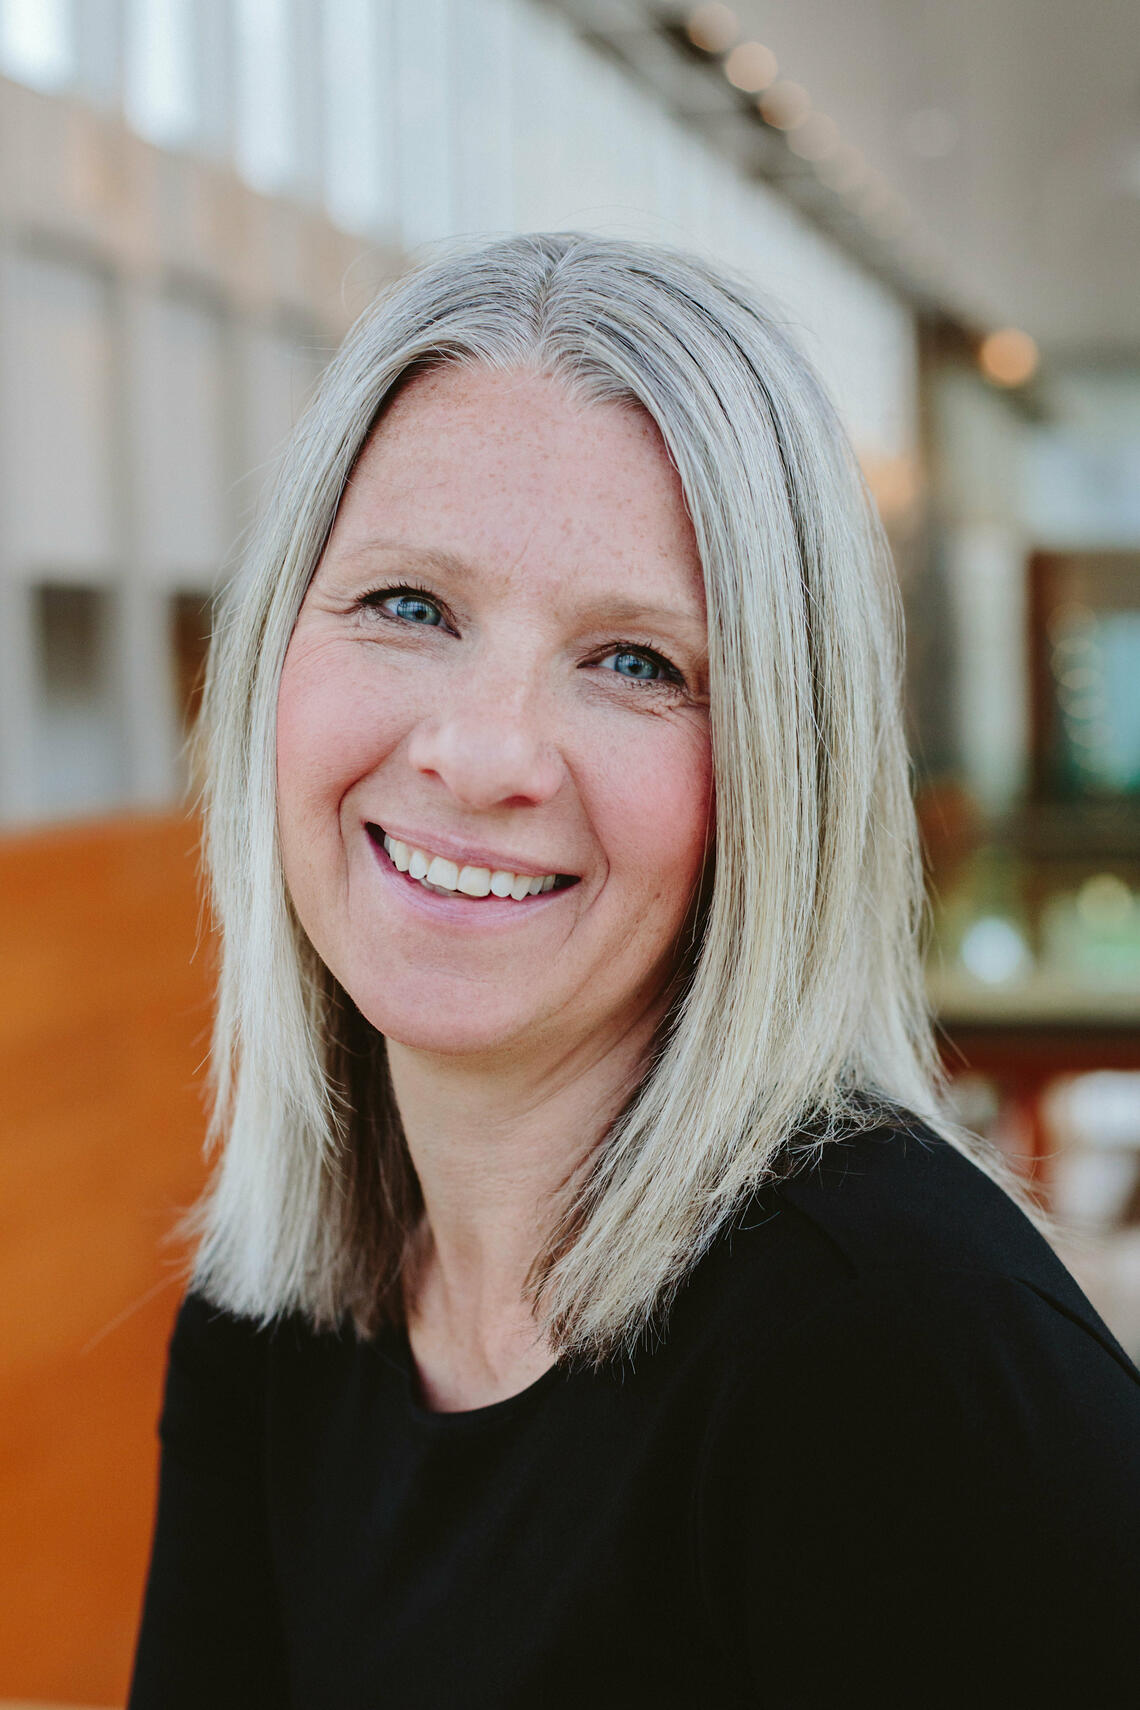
top-left (350, 987), bottom-right (548, 1061)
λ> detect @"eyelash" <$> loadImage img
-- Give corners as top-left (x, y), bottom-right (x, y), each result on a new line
top-left (354, 583), bottom-right (688, 692)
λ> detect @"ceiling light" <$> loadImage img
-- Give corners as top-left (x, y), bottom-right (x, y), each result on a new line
top-left (758, 81), bottom-right (811, 130)
top-left (723, 40), bottom-right (777, 93)
top-left (787, 113), bottom-right (840, 161)
top-left (979, 327), bottom-right (1039, 387)
top-left (686, 4), bottom-right (738, 54)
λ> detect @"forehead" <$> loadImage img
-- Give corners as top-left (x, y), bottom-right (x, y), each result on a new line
top-left (326, 364), bottom-right (704, 611)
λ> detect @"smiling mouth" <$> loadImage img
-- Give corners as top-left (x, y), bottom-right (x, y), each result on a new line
top-left (367, 825), bottom-right (579, 902)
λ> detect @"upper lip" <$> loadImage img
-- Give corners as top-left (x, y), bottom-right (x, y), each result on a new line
top-left (366, 821), bottom-right (578, 879)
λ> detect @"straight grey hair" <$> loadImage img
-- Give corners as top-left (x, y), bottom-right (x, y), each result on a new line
top-left (184, 230), bottom-right (1028, 1363)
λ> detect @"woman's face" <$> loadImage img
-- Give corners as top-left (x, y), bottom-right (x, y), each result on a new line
top-left (276, 364), bottom-right (712, 1066)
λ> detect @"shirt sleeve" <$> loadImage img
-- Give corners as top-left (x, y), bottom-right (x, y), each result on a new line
top-left (694, 1267), bottom-right (1140, 1707)
top-left (127, 1290), bottom-right (291, 1710)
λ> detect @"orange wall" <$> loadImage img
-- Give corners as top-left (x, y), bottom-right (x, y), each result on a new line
top-left (0, 814), bottom-right (213, 1706)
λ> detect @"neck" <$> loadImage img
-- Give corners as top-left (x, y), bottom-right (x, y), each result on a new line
top-left (386, 1014), bottom-right (658, 1406)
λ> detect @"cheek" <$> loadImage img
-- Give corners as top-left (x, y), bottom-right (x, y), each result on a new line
top-left (596, 720), bottom-right (713, 919)
top-left (276, 641), bottom-right (399, 823)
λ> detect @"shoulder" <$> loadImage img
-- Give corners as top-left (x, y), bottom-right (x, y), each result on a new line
top-left (691, 1125), bottom-right (1140, 1701)
top-left (691, 1120), bottom-right (1140, 1560)
top-left (685, 1110), bottom-right (1139, 1389)
top-left (156, 1287), bottom-right (313, 1476)
top-left (774, 1109), bottom-right (1057, 1283)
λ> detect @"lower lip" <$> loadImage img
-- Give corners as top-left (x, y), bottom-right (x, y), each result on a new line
top-left (367, 834), bottom-right (574, 926)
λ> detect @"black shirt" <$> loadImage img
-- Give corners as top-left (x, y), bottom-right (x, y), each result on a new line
top-left (128, 1118), bottom-right (1140, 1708)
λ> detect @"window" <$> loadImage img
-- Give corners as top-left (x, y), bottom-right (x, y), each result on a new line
top-left (33, 584), bottom-right (126, 819)
top-left (171, 590), bottom-right (212, 735)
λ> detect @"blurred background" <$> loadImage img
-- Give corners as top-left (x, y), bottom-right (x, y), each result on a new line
top-left (1, 1), bottom-right (1138, 1703)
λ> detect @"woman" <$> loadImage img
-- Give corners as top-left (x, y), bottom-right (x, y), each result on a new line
top-left (129, 234), bottom-right (1140, 1708)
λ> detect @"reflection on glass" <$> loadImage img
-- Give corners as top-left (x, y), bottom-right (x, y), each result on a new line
top-left (929, 843), bottom-right (1140, 1003)
top-left (1051, 603), bottom-right (1140, 796)
top-left (1040, 565), bottom-right (1140, 800)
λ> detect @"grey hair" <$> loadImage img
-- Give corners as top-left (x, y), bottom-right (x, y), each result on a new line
top-left (184, 231), bottom-right (1027, 1362)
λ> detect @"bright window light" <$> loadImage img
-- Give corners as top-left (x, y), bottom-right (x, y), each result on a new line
top-left (235, 0), bottom-right (296, 194)
top-left (322, 0), bottom-right (392, 233)
top-left (0, 0), bottom-right (72, 91)
top-left (124, 0), bottom-right (198, 147)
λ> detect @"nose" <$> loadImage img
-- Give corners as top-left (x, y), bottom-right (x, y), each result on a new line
top-left (404, 673), bottom-right (565, 812)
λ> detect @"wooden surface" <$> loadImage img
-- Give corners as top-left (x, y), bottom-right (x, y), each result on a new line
top-left (0, 814), bottom-right (213, 1707)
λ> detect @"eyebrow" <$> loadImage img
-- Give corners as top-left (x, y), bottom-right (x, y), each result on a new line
top-left (331, 537), bottom-right (708, 642)
top-left (334, 539), bottom-right (470, 580)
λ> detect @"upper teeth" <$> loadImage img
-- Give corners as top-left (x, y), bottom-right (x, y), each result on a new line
top-left (382, 834), bottom-right (559, 900)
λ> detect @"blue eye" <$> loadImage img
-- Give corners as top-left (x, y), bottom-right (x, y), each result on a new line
top-left (385, 591), bottom-right (444, 625)
top-left (603, 649), bottom-right (670, 682)
top-left (614, 651), bottom-right (658, 679)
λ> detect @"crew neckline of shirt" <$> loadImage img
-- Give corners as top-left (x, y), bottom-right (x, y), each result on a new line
top-left (377, 1320), bottom-right (570, 1428)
